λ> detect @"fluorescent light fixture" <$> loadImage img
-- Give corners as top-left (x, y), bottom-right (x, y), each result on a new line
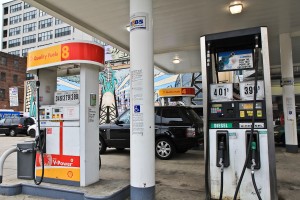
top-left (229, 1), bottom-right (243, 14)
top-left (173, 56), bottom-right (181, 64)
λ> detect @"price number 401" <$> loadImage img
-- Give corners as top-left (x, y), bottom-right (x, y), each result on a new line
top-left (214, 88), bottom-right (229, 97)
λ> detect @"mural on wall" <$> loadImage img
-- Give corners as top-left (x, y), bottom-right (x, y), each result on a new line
top-left (99, 63), bottom-right (119, 124)
top-left (24, 80), bottom-right (37, 117)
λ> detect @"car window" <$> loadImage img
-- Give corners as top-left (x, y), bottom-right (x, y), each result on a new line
top-left (12, 118), bottom-right (20, 124)
top-left (0, 119), bottom-right (5, 125)
top-left (186, 108), bottom-right (203, 123)
top-left (24, 117), bottom-right (34, 125)
top-left (119, 110), bottom-right (130, 124)
top-left (4, 119), bottom-right (12, 125)
top-left (158, 108), bottom-right (185, 125)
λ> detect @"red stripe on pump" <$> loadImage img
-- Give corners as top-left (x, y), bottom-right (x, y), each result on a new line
top-left (60, 121), bottom-right (63, 155)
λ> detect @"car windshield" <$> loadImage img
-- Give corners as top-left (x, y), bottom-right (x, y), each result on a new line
top-left (118, 110), bottom-right (130, 124)
top-left (185, 107), bottom-right (203, 123)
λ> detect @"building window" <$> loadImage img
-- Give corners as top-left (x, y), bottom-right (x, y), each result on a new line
top-left (39, 10), bottom-right (47, 17)
top-left (24, 2), bottom-right (31, 9)
top-left (2, 42), bottom-right (7, 49)
top-left (38, 18), bottom-right (52, 29)
top-left (13, 74), bottom-right (18, 83)
top-left (22, 35), bottom-right (36, 45)
top-left (3, 18), bottom-right (8, 26)
top-left (8, 38), bottom-right (21, 48)
top-left (0, 89), bottom-right (5, 100)
top-left (26, 73), bottom-right (34, 80)
top-left (1, 72), bottom-right (6, 81)
top-left (10, 3), bottom-right (22, 13)
top-left (4, 7), bottom-right (8, 15)
top-left (55, 18), bottom-right (63, 25)
top-left (9, 26), bottom-right (21, 36)
top-left (22, 47), bottom-right (34, 57)
top-left (13, 60), bottom-right (19, 69)
top-left (38, 31), bottom-right (53, 42)
top-left (9, 50), bottom-right (20, 56)
top-left (1, 57), bottom-right (7, 66)
top-left (3, 30), bottom-right (7, 38)
top-left (55, 26), bottom-right (71, 38)
top-left (23, 10), bottom-right (36, 21)
top-left (23, 22), bottom-right (36, 33)
top-left (10, 15), bottom-right (22, 25)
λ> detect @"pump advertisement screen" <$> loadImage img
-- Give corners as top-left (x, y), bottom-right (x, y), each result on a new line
top-left (217, 49), bottom-right (253, 71)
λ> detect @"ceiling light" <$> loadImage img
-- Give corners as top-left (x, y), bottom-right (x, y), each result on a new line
top-left (229, 1), bottom-right (243, 14)
top-left (173, 57), bottom-right (181, 64)
top-left (126, 25), bottom-right (130, 32)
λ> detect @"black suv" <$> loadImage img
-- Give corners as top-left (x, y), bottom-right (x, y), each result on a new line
top-left (99, 106), bottom-right (203, 160)
top-left (0, 117), bottom-right (35, 137)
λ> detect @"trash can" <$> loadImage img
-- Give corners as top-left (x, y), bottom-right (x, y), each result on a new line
top-left (17, 142), bottom-right (36, 180)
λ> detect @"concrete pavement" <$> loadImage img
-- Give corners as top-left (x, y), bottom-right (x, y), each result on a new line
top-left (0, 135), bottom-right (299, 199)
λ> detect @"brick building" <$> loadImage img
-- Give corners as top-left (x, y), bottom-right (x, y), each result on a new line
top-left (0, 52), bottom-right (26, 111)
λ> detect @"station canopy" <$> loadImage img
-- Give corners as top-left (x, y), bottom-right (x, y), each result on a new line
top-left (24, 0), bottom-right (300, 74)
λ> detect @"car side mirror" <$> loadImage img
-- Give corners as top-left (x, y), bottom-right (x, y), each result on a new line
top-left (115, 120), bottom-right (124, 125)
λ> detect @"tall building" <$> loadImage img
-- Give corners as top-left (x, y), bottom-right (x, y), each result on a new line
top-left (1, 0), bottom-right (97, 57)
top-left (0, 51), bottom-right (26, 111)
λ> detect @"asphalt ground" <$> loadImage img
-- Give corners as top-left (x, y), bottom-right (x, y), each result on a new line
top-left (0, 135), bottom-right (299, 200)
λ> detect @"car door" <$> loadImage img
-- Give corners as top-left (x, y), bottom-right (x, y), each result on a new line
top-left (2, 118), bottom-right (12, 134)
top-left (107, 110), bottom-right (130, 148)
top-left (0, 119), bottom-right (5, 133)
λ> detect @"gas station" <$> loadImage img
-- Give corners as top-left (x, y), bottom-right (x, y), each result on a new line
top-left (0, 0), bottom-right (300, 200)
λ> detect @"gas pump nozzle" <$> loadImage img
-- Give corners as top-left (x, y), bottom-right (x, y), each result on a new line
top-left (251, 141), bottom-right (257, 173)
top-left (218, 139), bottom-right (225, 171)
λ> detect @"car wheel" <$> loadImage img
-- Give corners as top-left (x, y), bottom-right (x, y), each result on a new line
top-left (29, 129), bottom-right (36, 138)
top-left (9, 129), bottom-right (17, 137)
top-left (5, 133), bottom-right (9, 136)
top-left (99, 136), bottom-right (107, 154)
top-left (155, 138), bottom-right (174, 160)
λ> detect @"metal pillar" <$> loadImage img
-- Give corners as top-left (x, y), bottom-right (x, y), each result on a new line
top-left (280, 33), bottom-right (298, 153)
top-left (130, 0), bottom-right (155, 199)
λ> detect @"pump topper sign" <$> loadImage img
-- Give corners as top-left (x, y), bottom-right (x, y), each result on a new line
top-left (27, 42), bottom-right (104, 70)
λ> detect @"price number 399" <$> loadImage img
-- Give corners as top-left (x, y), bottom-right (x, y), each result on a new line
top-left (243, 85), bottom-right (260, 95)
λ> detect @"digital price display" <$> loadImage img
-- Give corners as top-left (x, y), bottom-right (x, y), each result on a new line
top-left (210, 83), bottom-right (233, 101)
top-left (54, 90), bottom-right (80, 105)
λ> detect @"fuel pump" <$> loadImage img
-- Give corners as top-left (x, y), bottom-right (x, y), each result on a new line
top-left (26, 41), bottom-right (104, 187)
top-left (201, 27), bottom-right (277, 200)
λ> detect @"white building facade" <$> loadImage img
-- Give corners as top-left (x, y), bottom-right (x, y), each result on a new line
top-left (1, 0), bottom-right (98, 57)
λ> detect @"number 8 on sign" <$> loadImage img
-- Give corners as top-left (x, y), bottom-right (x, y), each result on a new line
top-left (61, 45), bottom-right (70, 59)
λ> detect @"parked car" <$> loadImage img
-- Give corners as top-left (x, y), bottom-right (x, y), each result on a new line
top-left (99, 106), bottom-right (203, 160)
top-left (274, 122), bottom-right (300, 146)
top-left (0, 117), bottom-right (35, 137)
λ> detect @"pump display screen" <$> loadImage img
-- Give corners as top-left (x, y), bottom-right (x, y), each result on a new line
top-left (239, 102), bottom-right (262, 110)
top-left (217, 49), bottom-right (253, 71)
